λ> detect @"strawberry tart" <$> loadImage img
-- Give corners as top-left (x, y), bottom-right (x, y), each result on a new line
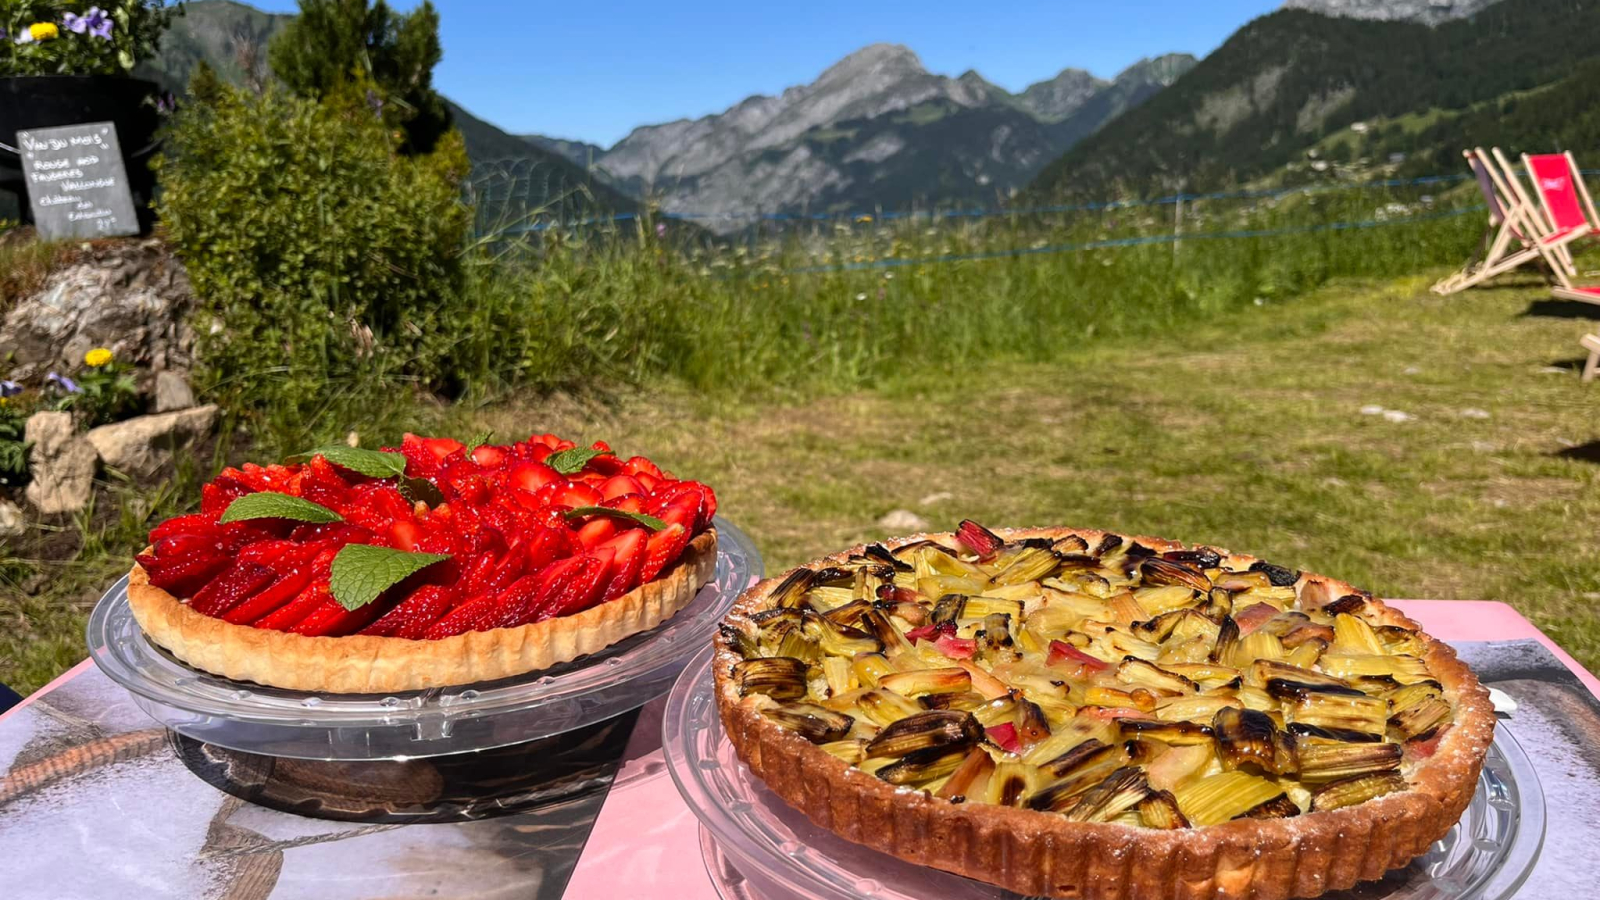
top-left (127, 433), bottom-right (718, 693)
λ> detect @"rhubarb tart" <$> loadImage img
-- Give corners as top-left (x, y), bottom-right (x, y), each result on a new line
top-left (713, 522), bottom-right (1493, 900)
top-left (128, 433), bottom-right (718, 693)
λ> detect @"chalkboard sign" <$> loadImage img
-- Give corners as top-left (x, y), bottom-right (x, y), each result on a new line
top-left (17, 121), bottom-right (139, 240)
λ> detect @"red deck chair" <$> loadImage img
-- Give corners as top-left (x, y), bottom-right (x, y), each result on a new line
top-left (1431, 149), bottom-right (1547, 294)
top-left (1518, 151), bottom-right (1600, 303)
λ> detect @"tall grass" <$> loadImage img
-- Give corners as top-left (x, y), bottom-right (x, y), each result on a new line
top-left (441, 185), bottom-right (1482, 399)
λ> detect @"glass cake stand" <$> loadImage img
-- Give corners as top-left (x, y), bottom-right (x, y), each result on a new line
top-left (86, 516), bottom-right (761, 761)
top-left (664, 648), bottom-right (1545, 900)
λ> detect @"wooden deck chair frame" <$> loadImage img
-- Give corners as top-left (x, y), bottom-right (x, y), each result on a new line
top-left (1522, 150), bottom-right (1600, 306)
top-left (1431, 149), bottom-right (1547, 294)
top-left (1489, 147), bottom-right (1588, 285)
top-left (1582, 333), bottom-right (1600, 383)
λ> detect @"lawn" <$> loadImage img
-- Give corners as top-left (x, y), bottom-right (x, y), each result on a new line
top-left (5, 262), bottom-right (1599, 695)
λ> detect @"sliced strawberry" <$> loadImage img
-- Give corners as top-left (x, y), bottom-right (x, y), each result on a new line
top-left (623, 456), bottom-right (663, 479)
top-left (200, 480), bottom-right (247, 517)
top-left (389, 519), bottom-right (422, 552)
top-left (478, 573), bottom-right (546, 631)
top-left (688, 481), bottom-right (718, 525)
top-left (523, 525), bottom-right (570, 573)
top-left (420, 436), bottom-right (464, 462)
top-left (555, 481), bottom-right (602, 509)
top-left (514, 555), bottom-right (588, 625)
top-left (222, 564), bottom-right (319, 625)
top-left (235, 539), bottom-right (301, 567)
top-left (575, 517), bottom-right (617, 550)
top-left (659, 492), bottom-right (702, 532)
top-left (290, 595), bottom-right (386, 637)
top-left (639, 523), bottom-right (689, 582)
top-left (361, 585), bottom-right (457, 639)
top-left (508, 460), bottom-right (560, 493)
top-left (422, 592), bottom-right (500, 639)
top-left (535, 554), bottom-right (609, 620)
top-left (471, 444), bottom-right (508, 468)
top-left (599, 474), bottom-right (643, 501)
top-left (252, 581), bottom-right (333, 631)
top-left (189, 562), bottom-right (276, 618)
top-left (603, 492), bottom-right (647, 514)
top-left (154, 531), bottom-right (223, 560)
top-left (150, 514), bottom-right (220, 545)
top-left (479, 536), bottom-right (530, 595)
top-left (137, 551), bottom-right (230, 597)
top-left (597, 529), bottom-right (647, 602)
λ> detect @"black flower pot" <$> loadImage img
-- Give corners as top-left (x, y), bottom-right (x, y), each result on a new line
top-left (0, 75), bottom-right (162, 234)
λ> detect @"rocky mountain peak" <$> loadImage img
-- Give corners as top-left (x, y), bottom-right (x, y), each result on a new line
top-left (1016, 68), bottom-right (1108, 122)
top-left (1115, 54), bottom-right (1198, 87)
top-left (815, 43), bottom-right (928, 86)
top-left (1280, 0), bottom-right (1502, 25)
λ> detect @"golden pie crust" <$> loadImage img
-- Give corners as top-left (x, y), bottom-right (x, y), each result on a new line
top-left (128, 529), bottom-right (717, 693)
top-left (713, 527), bottom-right (1495, 900)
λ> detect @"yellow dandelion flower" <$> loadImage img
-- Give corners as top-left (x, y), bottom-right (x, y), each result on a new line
top-left (85, 347), bottom-right (113, 368)
top-left (28, 22), bottom-right (59, 41)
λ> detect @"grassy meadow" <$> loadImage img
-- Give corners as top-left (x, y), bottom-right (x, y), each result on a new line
top-left (6, 181), bottom-right (1600, 695)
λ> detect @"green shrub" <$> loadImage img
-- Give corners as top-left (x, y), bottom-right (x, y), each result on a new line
top-left (153, 80), bottom-right (471, 428)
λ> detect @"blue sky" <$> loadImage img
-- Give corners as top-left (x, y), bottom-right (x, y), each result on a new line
top-left (249, 1), bottom-right (1283, 147)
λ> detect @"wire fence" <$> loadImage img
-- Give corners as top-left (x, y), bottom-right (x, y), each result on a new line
top-left (468, 167), bottom-right (1600, 234)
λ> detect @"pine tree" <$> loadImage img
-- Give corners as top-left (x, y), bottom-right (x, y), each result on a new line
top-left (268, 0), bottom-right (450, 154)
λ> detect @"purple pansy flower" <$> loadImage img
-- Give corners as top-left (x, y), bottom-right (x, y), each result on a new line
top-left (45, 372), bottom-right (81, 394)
top-left (0, 380), bottom-right (21, 398)
top-left (65, 7), bottom-right (112, 40)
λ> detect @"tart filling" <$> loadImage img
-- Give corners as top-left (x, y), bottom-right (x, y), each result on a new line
top-left (714, 523), bottom-right (1494, 899)
top-left (127, 432), bottom-right (718, 692)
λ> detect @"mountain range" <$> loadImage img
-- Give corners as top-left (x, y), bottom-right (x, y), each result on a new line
top-left (537, 45), bottom-right (1194, 224)
top-left (137, 0), bottom-right (1600, 229)
top-left (143, 2), bottom-right (1195, 229)
top-left (1031, 0), bottom-right (1596, 199)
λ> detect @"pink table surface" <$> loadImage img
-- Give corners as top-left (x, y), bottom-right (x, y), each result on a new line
top-left (563, 600), bottom-right (1600, 900)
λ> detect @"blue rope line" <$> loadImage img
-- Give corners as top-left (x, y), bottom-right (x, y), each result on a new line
top-left (779, 205), bottom-right (1485, 275)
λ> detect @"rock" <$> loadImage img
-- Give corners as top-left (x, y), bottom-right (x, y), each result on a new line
top-left (1381, 410), bottom-right (1413, 423)
top-left (86, 405), bottom-right (218, 481)
top-left (918, 491), bottom-right (954, 506)
top-left (1358, 405), bottom-right (1384, 416)
top-left (0, 498), bottom-right (23, 538)
top-left (1459, 408), bottom-right (1491, 420)
top-left (878, 509), bottom-right (930, 532)
top-left (23, 411), bottom-right (97, 514)
top-left (153, 370), bottom-right (196, 412)
top-left (0, 239), bottom-right (195, 383)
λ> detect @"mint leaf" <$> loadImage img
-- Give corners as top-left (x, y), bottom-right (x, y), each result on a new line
top-left (287, 446), bottom-right (407, 479)
top-left (546, 447), bottom-right (610, 475)
top-left (564, 506), bottom-right (667, 531)
top-left (329, 544), bottom-right (452, 611)
top-left (219, 492), bottom-right (343, 525)
top-left (464, 429), bottom-right (495, 453)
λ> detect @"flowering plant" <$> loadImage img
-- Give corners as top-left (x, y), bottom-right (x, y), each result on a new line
top-left (1, 1), bottom-right (181, 77)
top-left (47, 346), bottom-right (140, 425)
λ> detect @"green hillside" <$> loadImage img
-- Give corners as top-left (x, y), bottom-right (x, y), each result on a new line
top-left (1031, 0), bottom-right (1600, 198)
